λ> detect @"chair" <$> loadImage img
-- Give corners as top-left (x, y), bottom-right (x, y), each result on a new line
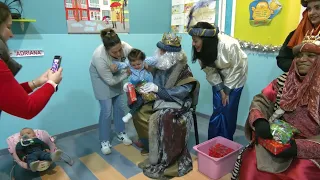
top-left (190, 80), bottom-right (200, 145)
top-left (6, 129), bottom-right (73, 180)
top-left (133, 79), bottom-right (201, 147)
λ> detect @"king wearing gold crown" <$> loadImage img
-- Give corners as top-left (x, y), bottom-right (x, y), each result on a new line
top-left (131, 32), bottom-right (198, 179)
top-left (231, 31), bottom-right (320, 179)
top-left (156, 32), bottom-right (182, 52)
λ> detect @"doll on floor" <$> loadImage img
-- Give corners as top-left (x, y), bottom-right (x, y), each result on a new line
top-left (112, 48), bottom-right (158, 123)
top-left (15, 128), bottom-right (63, 172)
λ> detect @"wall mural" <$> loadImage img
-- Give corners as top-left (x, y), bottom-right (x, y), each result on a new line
top-left (64, 0), bottom-right (129, 34)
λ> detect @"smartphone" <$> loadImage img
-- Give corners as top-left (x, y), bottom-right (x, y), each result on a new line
top-left (51, 55), bottom-right (62, 72)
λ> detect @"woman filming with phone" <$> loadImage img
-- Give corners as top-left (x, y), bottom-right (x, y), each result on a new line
top-left (0, 2), bottom-right (63, 120)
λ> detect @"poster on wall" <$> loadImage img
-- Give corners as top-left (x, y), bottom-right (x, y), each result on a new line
top-left (64, 0), bottom-right (129, 34)
top-left (234, 0), bottom-right (301, 46)
top-left (249, 0), bottom-right (282, 27)
top-left (171, 0), bottom-right (216, 33)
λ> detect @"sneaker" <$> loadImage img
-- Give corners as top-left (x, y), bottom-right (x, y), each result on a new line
top-left (117, 132), bottom-right (132, 145)
top-left (122, 113), bottom-right (133, 123)
top-left (29, 161), bottom-right (40, 172)
top-left (37, 161), bottom-right (51, 172)
top-left (51, 149), bottom-right (63, 162)
top-left (101, 141), bottom-right (112, 155)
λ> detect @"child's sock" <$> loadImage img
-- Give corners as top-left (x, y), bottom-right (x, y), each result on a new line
top-left (29, 161), bottom-right (40, 172)
top-left (122, 113), bottom-right (133, 123)
top-left (51, 149), bottom-right (63, 162)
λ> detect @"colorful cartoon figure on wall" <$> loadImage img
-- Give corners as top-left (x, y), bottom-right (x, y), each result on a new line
top-left (249, 0), bottom-right (282, 26)
top-left (102, 16), bottom-right (110, 25)
top-left (110, 1), bottom-right (122, 28)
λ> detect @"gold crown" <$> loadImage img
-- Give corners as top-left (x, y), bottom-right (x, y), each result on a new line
top-left (161, 32), bottom-right (182, 47)
top-left (302, 29), bottom-right (320, 46)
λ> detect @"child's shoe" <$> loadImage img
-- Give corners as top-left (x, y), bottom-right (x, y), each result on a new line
top-left (122, 113), bottom-right (133, 123)
top-left (30, 161), bottom-right (40, 172)
top-left (51, 149), bottom-right (63, 162)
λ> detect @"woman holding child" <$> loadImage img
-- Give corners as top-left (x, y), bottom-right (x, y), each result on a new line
top-left (124, 32), bottom-right (198, 179)
top-left (89, 28), bottom-right (132, 155)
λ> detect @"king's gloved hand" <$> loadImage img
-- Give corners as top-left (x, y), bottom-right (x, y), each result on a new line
top-left (141, 82), bottom-right (158, 93)
top-left (253, 118), bottom-right (273, 143)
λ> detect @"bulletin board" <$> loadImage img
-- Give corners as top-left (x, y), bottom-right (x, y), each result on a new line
top-left (171, 0), bottom-right (216, 33)
top-left (233, 0), bottom-right (302, 45)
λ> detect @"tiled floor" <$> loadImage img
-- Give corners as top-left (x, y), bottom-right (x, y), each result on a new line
top-left (0, 116), bottom-right (248, 180)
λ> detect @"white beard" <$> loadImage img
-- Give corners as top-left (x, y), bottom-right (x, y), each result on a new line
top-left (154, 49), bottom-right (186, 70)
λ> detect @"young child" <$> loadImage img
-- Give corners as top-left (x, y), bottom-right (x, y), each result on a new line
top-left (112, 48), bottom-right (157, 123)
top-left (15, 128), bottom-right (63, 172)
top-left (112, 49), bottom-right (157, 84)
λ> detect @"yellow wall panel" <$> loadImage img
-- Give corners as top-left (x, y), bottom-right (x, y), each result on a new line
top-left (234, 0), bottom-right (302, 45)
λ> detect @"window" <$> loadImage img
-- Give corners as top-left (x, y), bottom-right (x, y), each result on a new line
top-left (65, 0), bottom-right (72, 8)
top-left (93, 11), bottom-right (100, 20)
top-left (102, 10), bottom-right (110, 17)
top-left (90, 0), bottom-right (99, 8)
top-left (103, 0), bottom-right (108, 5)
top-left (81, 0), bottom-right (86, 5)
top-left (82, 10), bottom-right (87, 17)
top-left (68, 10), bottom-right (74, 17)
top-left (91, 12), bottom-right (94, 18)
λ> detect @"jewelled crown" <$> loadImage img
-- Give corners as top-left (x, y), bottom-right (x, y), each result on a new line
top-left (161, 33), bottom-right (182, 47)
top-left (302, 29), bottom-right (320, 46)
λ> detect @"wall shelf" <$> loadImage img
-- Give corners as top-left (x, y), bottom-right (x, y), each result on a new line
top-left (12, 19), bottom-right (36, 31)
top-left (12, 19), bottom-right (36, 22)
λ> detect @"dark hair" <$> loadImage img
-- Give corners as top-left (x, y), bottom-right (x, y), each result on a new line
top-left (100, 28), bottom-right (121, 50)
top-left (191, 22), bottom-right (219, 68)
top-left (0, 2), bottom-right (10, 44)
top-left (0, 2), bottom-right (10, 60)
top-left (0, 2), bottom-right (10, 27)
top-left (128, 48), bottom-right (146, 62)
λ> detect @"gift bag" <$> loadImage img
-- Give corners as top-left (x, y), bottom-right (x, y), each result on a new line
top-left (270, 119), bottom-right (299, 144)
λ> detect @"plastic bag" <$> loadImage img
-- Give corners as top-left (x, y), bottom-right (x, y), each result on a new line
top-left (270, 119), bottom-right (299, 144)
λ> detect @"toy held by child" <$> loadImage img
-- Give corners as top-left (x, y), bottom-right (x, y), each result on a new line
top-left (15, 128), bottom-right (63, 172)
top-left (113, 49), bottom-right (158, 123)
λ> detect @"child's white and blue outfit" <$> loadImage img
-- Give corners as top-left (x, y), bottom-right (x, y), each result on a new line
top-left (113, 57), bottom-right (157, 117)
top-left (113, 56), bottom-right (157, 85)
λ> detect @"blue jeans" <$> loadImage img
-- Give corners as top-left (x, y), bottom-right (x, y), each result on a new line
top-left (99, 94), bottom-right (125, 142)
top-left (26, 151), bottom-right (51, 168)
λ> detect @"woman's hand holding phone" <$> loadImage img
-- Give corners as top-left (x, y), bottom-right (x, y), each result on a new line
top-left (48, 67), bottom-right (63, 84)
